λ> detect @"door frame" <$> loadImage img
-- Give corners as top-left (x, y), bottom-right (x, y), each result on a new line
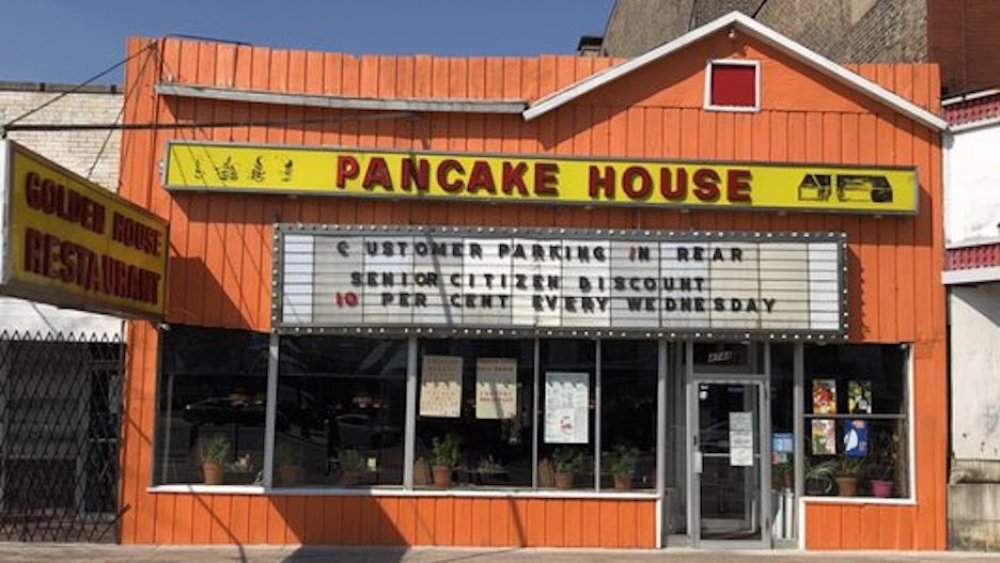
top-left (685, 341), bottom-right (772, 549)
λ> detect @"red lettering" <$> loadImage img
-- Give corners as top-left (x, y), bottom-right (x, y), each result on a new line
top-left (693, 168), bottom-right (721, 202)
top-left (43, 233), bottom-right (59, 278)
top-left (622, 166), bottom-right (652, 200)
top-left (361, 157), bottom-right (393, 191)
top-left (534, 163), bottom-right (559, 196)
top-left (437, 159), bottom-right (465, 192)
top-left (501, 162), bottom-right (529, 196)
top-left (59, 240), bottom-right (75, 282)
top-left (727, 169), bottom-right (752, 202)
top-left (400, 158), bottom-right (430, 192)
top-left (41, 179), bottom-right (59, 214)
top-left (336, 155), bottom-right (360, 188)
top-left (466, 160), bottom-right (496, 194)
top-left (660, 167), bottom-right (686, 200)
top-left (589, 166), bottom-right (615, 199)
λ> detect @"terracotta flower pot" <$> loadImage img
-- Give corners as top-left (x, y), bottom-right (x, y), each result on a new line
top-left (202, 462), bottom-right (225, 485)
top-left (871, 479), bottom-right (893, 498)
top-left (554, 472), bottom-right (574, 490)
top-left (432, 465), bottom-right (453, 488)
top-left (613, 473), bottom-right (632, 491)
top-left (835, 476), bottom-right (858, 497)
top-left (278, 464), bottom-right (304, 486)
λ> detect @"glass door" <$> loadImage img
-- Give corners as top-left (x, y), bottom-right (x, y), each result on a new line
top-left (689, 380), bottom-right (768, 547)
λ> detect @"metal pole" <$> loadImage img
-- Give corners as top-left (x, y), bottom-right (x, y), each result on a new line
top-left (532, 338), bottom-right (540, 490)
top-left (594, 339), bottom-right (602, 491)
top-left (403, 337), bottom-right (418, 490)
top-left (655, 339), bottom-right (668, 548)
top-left (263, 332), bottom-right (279, 488)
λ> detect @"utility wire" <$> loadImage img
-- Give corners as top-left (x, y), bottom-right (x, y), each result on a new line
top-left (1, 42), bottom-right (158, 135)
top-left (752, 0), bottom-right (770, 19)
top-left (87, 43), bottom-right (159, 180)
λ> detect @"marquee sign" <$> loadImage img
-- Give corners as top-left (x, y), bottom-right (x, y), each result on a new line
top-left (166, 141), bottom-right (918, 214)
top-left (273, 225), bottom-right (847, 339)
top-left (0, 140), bottom-right (168, 319)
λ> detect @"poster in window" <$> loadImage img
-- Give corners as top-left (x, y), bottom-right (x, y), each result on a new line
top-left (812, 379), bottom-right (837, 414)
top-left (811, 419), bottom-right (836, 455)
top-left (544, 372), bottom-right (589, 444)
top-left (475, 358), bottom-right (517, 420)
top-left (848, 380), bottom-right (872, 414)
top-left (729, 411), bottom-right (754, 466)
top-left (419, 355), bottom-right (463, 418)
top-left (843, 419), bottom-right (869, 457)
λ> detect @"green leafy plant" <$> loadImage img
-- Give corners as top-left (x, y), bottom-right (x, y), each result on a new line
top-left (605, 445), bottom-right (638, 477)
top-left (552, 447), bottom-right (584, 474)
top-left (804, 458), bottom-right (838, 495)
top-left (773, 460), bottom-right (794, 489)
top-left (340, 449), bottom-right (372, 473)
top-left (837, 455), bottom-right (869, 478)
top-left (201, 435), bottom-right (230, 465)
top-left (477, 455), bottom-right (505, 475)
top-left (431, 434), bottom-right (461, 469)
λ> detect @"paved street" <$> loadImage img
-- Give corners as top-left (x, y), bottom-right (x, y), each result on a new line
top-left (1, 545), bottom-right (999, 563)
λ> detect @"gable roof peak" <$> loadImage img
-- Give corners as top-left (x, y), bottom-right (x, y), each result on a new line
top-left (523, 11), bottom-right (946, 131)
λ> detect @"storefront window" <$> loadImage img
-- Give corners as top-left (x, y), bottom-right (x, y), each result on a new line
top-left (538, 340), bottom-right (596, 491)
top-left (276, 337), bottom-right (407, 487)
top-left (600, 340), bottom-right (657, 492)
top-left (154, 326), bottom-right (268, 486)
top-left (802, 344), bottom-right (909, 499)
top-left (770, 344), bottom-right (796, 541)
top-left (415, 339), bottom-right (534, 488)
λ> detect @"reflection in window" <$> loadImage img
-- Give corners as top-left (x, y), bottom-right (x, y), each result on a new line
top-left (276, 337), bottom-right (407, 487)
top-left (155, 326), bottom-right (268, 485)
top-left (538, 340), bottom-right (596, 491)
top-left (600, 340), bottom-right (657, 491)
top-left (415, 339), bottom-right (534, 488)
top-left (803, 344), bottom-right (908, 499)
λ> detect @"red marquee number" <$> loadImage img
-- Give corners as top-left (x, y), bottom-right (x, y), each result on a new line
top-left (335, 292), bottom-right (359, 308)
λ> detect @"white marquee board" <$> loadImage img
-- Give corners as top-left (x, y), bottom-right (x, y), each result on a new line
top-left (273, 226), bottom-right (847, 338)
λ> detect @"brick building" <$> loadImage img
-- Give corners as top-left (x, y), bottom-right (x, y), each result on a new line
top-left (599, 0), bottom-right (1000, 95)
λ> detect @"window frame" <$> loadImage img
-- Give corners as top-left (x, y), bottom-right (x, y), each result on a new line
top-left (703, 58), bottom-right (761, 113)
top-left (796, 343), bottom-right (916, 505)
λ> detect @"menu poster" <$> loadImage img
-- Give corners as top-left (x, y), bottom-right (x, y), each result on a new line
top-left (419, 355), bottom-right (463, 418)
top-left (848, 380), bottom-right (872, 414)
top-left (843, 419), bottom-right (869, 457)
top-left (811, 419), bottom-right (836, 455)
top-left (729, 411), bottom-right (754, 467)
top-left (812, 379), bottom-right (837, 414)
top-left (476, 358), bottom-right (518, 420)
top-left (544, 372), bottom-right (589, 444)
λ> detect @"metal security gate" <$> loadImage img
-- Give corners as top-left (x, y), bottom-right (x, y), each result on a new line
top-left (0, 331), bottom-right (125, 542)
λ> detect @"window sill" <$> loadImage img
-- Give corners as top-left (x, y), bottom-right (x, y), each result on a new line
top-left (800, 495), bottom-right (916, 506)
top-left (147, 484), bottom-right (660, 500)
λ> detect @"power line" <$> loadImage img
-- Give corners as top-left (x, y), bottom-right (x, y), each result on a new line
top-left (1, 42), bottom-right (158, 134)
top-left (752, 0), bottom-right (770, 19)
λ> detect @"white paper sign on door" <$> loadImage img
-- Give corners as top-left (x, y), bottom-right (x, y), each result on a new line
top-left (729, 411), bottom-right (754, 467)
top-left (419, 355), bottom-right (463, 418)
top-left (544, 372), bottom-right (589, 444)
top-left (476, 358), bottom-right (517, 419)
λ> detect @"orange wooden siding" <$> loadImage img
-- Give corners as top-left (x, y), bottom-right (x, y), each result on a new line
top-left (117, 32), bottom-right (946, 549)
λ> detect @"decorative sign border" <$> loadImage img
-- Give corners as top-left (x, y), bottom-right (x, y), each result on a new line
top-left (271, 224), bottom-right (848, 341)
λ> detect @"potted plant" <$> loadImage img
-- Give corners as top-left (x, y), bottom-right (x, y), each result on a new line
top-left (200, 435), bottom-right (230, 485)
top-left (606, 445), bottom-right (638, 491)
top-left (804, 458), bottom-right (838, 496)
top-left (551, 447), bottom-right (584, 490)
top-left (338, 449), bottom-right (369, 487)
top-left (476, 455), bottom-right (506, 486)
top-left (773, 459), bottom-right (794, 491)
top-left (835, 456), bottom-right (868, 497)
top-left (275, 441), bottom-right (305, 486)
top-left (431, 434), bottom-right (461, 488)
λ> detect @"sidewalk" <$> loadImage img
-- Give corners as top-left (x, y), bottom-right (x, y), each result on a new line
top-left (1, 545), bottom-right (999, 563)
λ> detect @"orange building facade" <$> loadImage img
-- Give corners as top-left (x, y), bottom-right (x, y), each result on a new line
top-left (116, 13), bottom-right (948, 550)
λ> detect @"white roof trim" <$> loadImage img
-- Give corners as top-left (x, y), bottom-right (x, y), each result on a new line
top-left (523, 11), bottom-right (947, 131)
top-left (156, 83), bottom-right (528, 114)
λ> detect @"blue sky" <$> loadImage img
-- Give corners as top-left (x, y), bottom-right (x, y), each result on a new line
top-left (0, 0), bottom-right (613, 85)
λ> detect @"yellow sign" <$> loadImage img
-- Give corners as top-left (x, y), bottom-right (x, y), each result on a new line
top-left (164, 141), bottom-right (918, 214)
top-left (0, 140), bottom-right (168, 318)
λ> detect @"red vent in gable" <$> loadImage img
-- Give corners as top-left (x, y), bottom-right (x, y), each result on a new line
top-left (709, 63), bottom-right (757, 108)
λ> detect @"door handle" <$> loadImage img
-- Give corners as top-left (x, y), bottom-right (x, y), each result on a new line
top-left (693, 451), bottom-right (703, 474)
